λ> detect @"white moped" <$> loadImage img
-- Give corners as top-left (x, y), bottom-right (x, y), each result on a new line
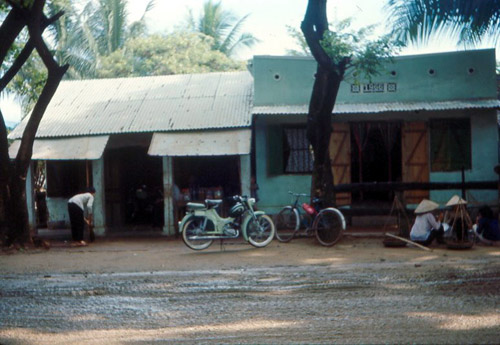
top-left (179, 195), bottom-right (275, 250)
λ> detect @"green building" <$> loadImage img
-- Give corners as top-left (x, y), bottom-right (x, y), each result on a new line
top-left (252, 49), bottom-right (499, 214)
top-left (8, 49), bottom-right (500, 236)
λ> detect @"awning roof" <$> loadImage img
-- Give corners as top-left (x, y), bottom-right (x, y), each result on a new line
top-left (148, 129), bottom-right (251, 156)
top-left (253, 99), bottom-right (500, 115)
top-left (8, 135), bottom-right (109, 160)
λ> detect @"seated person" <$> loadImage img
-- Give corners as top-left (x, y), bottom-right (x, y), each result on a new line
top-left (473, 206), bottom-right (500, 245)
top-left (410, 199), bottom-right (445, 246)
top-left (444, 195), bottom-right (472, 242)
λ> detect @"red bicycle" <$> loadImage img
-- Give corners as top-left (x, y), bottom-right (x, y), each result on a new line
top-left (275, 191), bottom-right (346, 246)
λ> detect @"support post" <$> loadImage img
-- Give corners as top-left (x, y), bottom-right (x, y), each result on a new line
top-left (26, 163), bottom-right (35, 234)
top-left (92, 158), bottom-right (106, 236)
top-left (162, 156), bottom-right (175, 236)
top-left (461, 167), bottom-right (466, 199)
top-left (240, 154), bottom-right (251, 197)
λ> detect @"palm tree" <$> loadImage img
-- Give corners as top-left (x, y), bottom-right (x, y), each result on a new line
top-left (46, 0), bottom-right (98, 79)
top-left (47, 0), bottom-right (154, 78)
top-left (186, 0), bottom-right (258, 57)
top-left (386, 0), bottom-right (500, 46)
top-left (82, 0), bottom-right (128, 57)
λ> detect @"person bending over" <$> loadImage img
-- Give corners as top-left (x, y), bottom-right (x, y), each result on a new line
top-left (68, 187), bottom-right (96, 246)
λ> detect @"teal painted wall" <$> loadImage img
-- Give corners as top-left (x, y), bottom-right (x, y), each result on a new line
top-left (46, 197), bottom-right (69, 228)
top-left (253, 50), bottom-right (499, 214)
top-left (253, 49), bottom-right (497, 106)
top-left (255, 116), bottom-right (311, 214)
top-left (428, 110), bottom-right (498, 205)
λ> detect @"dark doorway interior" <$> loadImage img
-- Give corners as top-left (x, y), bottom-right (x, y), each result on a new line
top-left (350, 122), bottom-right (402, 203)
top-left (173, 156), bottom-right (241, 209)
top-left (105, 143), bottom-right (163, 229)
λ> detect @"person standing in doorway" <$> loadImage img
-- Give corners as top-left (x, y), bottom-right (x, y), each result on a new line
top-left (68, 187), bottom-right (96, 246)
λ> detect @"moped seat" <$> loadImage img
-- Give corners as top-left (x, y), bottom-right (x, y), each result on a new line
top-left (186, 202), bottom-right (205, 210)
top-left (205, 199), bottom-right (223, 208)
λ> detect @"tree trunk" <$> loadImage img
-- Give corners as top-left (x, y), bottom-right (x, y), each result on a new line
top-left (301, 0), bottom-right (347, 207)
top-left (307, 65), bottom-right (341, 207)
top-left (0, 2), bottom-right (67, 246)
top-left (6, 170), bottom-right (31, 244)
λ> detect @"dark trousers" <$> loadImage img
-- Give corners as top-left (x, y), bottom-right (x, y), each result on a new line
top-left (68, 202), bottom-right (84, 241)
top-left (415, 226), bottom-right (444, 246)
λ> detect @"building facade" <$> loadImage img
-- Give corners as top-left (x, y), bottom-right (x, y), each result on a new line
top-left (8, 49), bottom-right (500, 235)
top-left (252, 49), bottom-right (499, 214)
top-left (9, 72), bottom-right (253, 236)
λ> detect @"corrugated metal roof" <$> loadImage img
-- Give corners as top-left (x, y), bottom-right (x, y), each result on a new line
top-left (253, 99), bottom-right (500, 115)
top-left (148, 129), bottom-right (251, 156)
top-left (9, 136), bottom-right (109, 160)
top-left (9, 71), bottom-right (253, 139)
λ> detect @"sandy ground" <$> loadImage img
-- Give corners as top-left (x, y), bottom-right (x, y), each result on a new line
top-left (0, 234), bottom-right (499, 274)
top-left (1, 235), bottom-right (500, 344)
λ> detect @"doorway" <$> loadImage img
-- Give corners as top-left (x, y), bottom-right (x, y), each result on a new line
top-left (173, 156), bottom-right (241, 216)
top-left (104, 138), bottom-right (163, 230)
top-left (350, 122), bottom-right (402, 204)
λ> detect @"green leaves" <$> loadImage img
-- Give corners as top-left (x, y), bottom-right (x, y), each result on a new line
top-left (386, 0), bottom-right (500, 46)
top-left (97, 33), bottom-right (244, 78)
top-left (318, 19), bottom-right (402, 81)
top-left (186, 0), bottom-right (258, 57)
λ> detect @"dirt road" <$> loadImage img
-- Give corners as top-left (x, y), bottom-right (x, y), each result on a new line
top-left (1, 236), bottom-right (499, 344)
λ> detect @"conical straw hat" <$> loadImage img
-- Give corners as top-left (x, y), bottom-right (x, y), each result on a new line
top-left (414, 199), bottom-right (439, 214)
top-left (445, 195), bottom-right (467, 207)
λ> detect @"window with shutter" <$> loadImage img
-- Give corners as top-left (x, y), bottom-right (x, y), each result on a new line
top-left (430, 119), bottom-right (471, 172)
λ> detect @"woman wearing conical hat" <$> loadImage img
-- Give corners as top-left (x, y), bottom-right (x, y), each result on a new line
top-left (444, 195), bottom-right (471, 242)
top-left (410, 199), bottom-right (445, 246)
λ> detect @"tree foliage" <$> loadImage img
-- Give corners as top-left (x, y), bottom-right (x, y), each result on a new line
top-left (288, 18), bottom-right (400, 79)
top-left (4, 0), bottom-right (251, 114)
top-left (186, 0), bottom-right (258, 57)
top-left (386, 0), bottom-right (500, 46)
top-left (286, 25), bottom-right (311, 56)
top-left (320, 19), bottom-right (400, 82)
top-left (1, 0), bottom-right (68, 246)
top-left (300, 0), bottom-right (400, 206)
top-left (97, 32), bottom-right (244, 78)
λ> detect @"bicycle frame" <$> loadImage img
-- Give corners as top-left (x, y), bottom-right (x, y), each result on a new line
top-left (290, 194), bottom-right (320, 230)
top-left (276, 191), bottom-right (346, 245)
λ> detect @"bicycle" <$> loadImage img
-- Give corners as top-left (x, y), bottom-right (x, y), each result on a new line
top-left (275, 191), bottom-right (346, 246)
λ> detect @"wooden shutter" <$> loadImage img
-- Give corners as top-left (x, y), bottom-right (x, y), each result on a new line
top-left (267, 125), bottom-right (284, 176)
top-left (329, 123), bottom-right (351, 205)
top-left (402, 122), bottom-right (429, 204)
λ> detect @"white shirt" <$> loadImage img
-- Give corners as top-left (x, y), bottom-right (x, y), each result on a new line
top-left (68, 192), bottom-right (94, 214)
top-left (410, 212), bottom-right (441, 241)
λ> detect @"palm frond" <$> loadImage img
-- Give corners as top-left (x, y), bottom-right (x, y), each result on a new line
top-left (189, 0), bottom-right (256, 56)
top-left (386, 0), bottom-right (500, 46)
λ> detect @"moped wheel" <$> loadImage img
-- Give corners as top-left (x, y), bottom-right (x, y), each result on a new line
top-left (247, 214), bottom-right (275, 248)
top-left (275, 206), bottom-right (299, 242)
top-left (182, 218), bottom-right (213, 250)
top-left (314, 208), bottom-right (345, 247)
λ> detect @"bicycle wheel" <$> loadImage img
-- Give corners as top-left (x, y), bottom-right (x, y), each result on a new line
top-left (182, 218), bottom-right (213, 250)
top-left (247, 214), bottom-right (275, 248)
top-left (313, 208), bottom-right (345, 246)
top-left (275, 206), bottom-right (299, 242)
